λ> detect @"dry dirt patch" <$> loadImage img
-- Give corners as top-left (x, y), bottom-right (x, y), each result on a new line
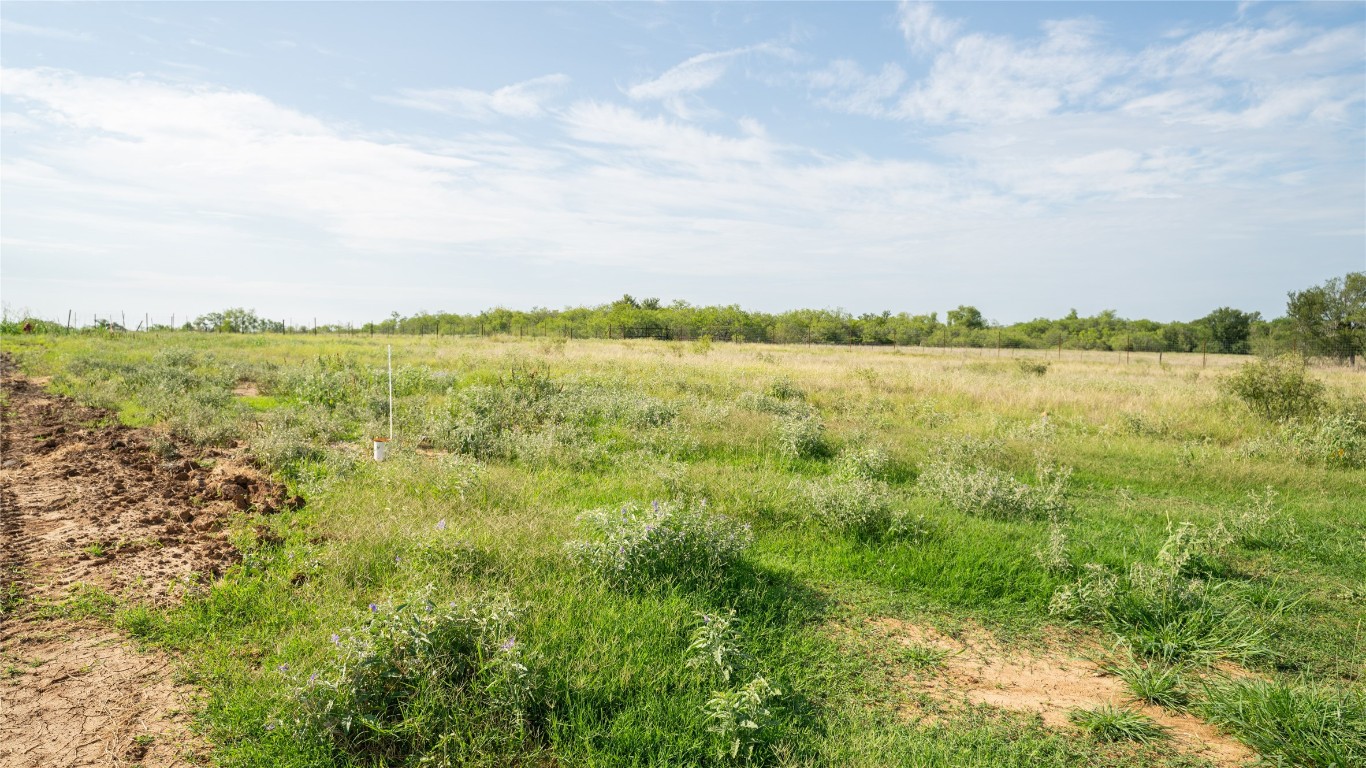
top-left (0, 355), bottom-right (294, 766)
top-left (852, 616), bottom-right (1257, 768)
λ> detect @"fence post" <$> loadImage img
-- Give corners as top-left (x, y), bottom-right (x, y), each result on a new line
top-left (1202, 340), bottom-right (1207, 369)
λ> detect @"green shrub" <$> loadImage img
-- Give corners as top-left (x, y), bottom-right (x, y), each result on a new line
top-left (803, 475), bottom-right (924, 541)
top-left (566, 500), bottom-right (753, 588)
top-left (1223, 356), bottom-right (1326, 422)
top-left (1282, 408), bottom-right (1366, 468)
top-left (1015, 359), bottom-right (1049, 377)
top-left (918, 460), bottom-right (1071, 521)
top-left (776, 411), bottom-right (828, 460)
top-left (294, 592), bottom-right (542, 765)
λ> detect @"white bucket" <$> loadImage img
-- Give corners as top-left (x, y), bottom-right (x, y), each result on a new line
top-left (372, 437), bottom-right (390, 462)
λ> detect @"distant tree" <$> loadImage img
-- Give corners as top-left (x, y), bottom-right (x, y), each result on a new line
top-left (1286, 272), bottom-right (1365, 364)
top-left (192, 307), bottom-right (280, 333)
top-left (1198, 307), bottom-right (1261, 354)
top-left (946, 305), bottom-right (985, 330)
top-left (639, 297), bottom-right (661, 310)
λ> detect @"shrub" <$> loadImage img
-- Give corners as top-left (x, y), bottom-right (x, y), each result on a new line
top-left (1068, 704), bottom-right (1168, 743)
top-left (918, 460), bottom-right (1071, 521)
top-left (776, 411), bottom-right (827, 460)
top-left (803, 475), bottom-right (924, 541)
top-left (1222, 356), bottom-right (1326, 422)
top-left (566, 500), bottom-right (753, 588)
top-left (833, 445), bottom-right (891, 481)
top-left (1016, 359), bottom-right (1049, 377)
top-left (294, 592), bottom-right (541, 764)
top-left (764, 376), bottom-right (805, 402)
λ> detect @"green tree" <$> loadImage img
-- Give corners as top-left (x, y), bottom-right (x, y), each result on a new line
top-left (946, 305), bottom-right (985, 330)
top-left (1198, 307), bottom-right (1261, 354)
top-left (1286, 272), bottom-right (1365, 364)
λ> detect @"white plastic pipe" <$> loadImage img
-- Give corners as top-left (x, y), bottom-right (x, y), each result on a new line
top-left (388, 344), bottom-right (394, 441)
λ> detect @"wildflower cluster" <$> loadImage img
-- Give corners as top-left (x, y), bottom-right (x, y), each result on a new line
top-left (919, 458), bottom-right (1071, 521)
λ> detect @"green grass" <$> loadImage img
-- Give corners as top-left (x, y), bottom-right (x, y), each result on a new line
top-left (4, 331), bottom-right (1364, 767)
top-left (1068, 704), bottom-right (1170, 743)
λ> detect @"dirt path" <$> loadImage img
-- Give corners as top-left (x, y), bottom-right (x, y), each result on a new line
top-left (0, 356), bottom-right (292, 767)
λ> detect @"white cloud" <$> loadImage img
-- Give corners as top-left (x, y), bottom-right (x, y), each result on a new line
top-left (807, 60), bottom-right (906, 117)
top-left (625, 43), bottom-right (790, 119)
top-left (898, 1), bottom-right (961, 54)
top-left (382, 74), bottom-right (570, 120)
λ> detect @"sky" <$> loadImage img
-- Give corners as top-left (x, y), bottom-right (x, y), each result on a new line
top-left (1, 1), bottom-right (1363, 327)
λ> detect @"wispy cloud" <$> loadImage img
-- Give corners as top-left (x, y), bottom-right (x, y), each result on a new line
top-left (626, 42), bottom-right (790, 119)
top-left (0, 19), bottom-right (92, 42)
top-left (381, 74), bottom-right (570, 120)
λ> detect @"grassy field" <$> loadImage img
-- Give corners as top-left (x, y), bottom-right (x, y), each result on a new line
top-left (4, 332), bottom-right (1364, 767)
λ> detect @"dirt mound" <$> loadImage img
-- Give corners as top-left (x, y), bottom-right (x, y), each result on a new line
top-left (0, 355), bottom-right (293, 766)
top-left (863, 617), bottom-right (1257, 767)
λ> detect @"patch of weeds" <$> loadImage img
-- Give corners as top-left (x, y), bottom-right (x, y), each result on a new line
top-left (802, 475), bottom-right (926, 542)
top-left (36, 583), bottom-right (118, 621)
top-left (292, 589), bottom-right (544, 765)
top-left (775, 410), bottom-right (828, 460)
top-left (1035, 512), bottom-right (1071, 575)
top-left (1201, 678), bottom-right (1366, 768)
top-left (764, 376), bottom-right (805, 402)
top-left (704, 675), bottom-right (781, 762)
top-left (686, 608), bottom-right (749, 684)
top-left (1015, 359), bottom-right (1050, 377)
top-left (1113, 660), bottom-right (1191, 711)
top-left (566, 499), bottom-right (753, 589)
top-left (1050, 523), bottom-right (1274, 665)
top-left (1069, 704), bottom-right (1169, 743)
top-left (919, 458), bottom-right (1071, 522)
top-left (897, 642), bottom-right (949, 672)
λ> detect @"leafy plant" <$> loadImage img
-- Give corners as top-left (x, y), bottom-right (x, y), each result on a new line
top-left (566, 500), bottom-right (753, 588)
top-left (919, 459), bottom-right (1071, 521)
top-left (1201, 679), bottom-right (1366, 768)
top-left (704, 675), bottom-right (781, 761)
top-left (686, 609), bottom-right (747, 684)
top-left (293, 591), bottom-right (542, 764)
top-left (1222, 355), bottom-right (1326, 422)
top-left (776, 411), bottom-right (828, 460)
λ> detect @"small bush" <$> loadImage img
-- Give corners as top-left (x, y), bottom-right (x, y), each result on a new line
top-left (1069, 704), bottom-right (1169, 743)
top-left (764, 376), bottom-right (805, 402)
top-left (804, 475), bottom-right (910, 540)
top-left (918, 460), bottom-right (1071, 521)
top-left (566, 500), bottom-right (753, 588)
top-left (776, 411), bottom-right (828, 460)
top-left (1201, 679), bottom-right (1366, 768)
top-left (1223, 356), bottom-right (1326, 422)
top-left (294, 592), bottom-right (542, 764)
top-left (833, 446), bottom-right (891, 481)
top-left (1016, 359), bottom-right (1050, 377)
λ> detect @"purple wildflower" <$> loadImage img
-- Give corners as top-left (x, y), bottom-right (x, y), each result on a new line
top-left (330, 633), bottom-right (340, 644)
top-left (500, 636), bottom-right (517, 652)
top-left (265, 722), bottom-right (277, 732)
top-left (278, 663), bottom-right (289, 672)
top-left (436, 518), bottom-right (447, 531)
top-left (369, 603), bottom-right (378, 613)
top-left (309, 673), bottom-right (318, 684)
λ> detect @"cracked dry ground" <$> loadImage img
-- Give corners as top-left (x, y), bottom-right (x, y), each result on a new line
top-left (0, 356), bottom-right (296, 767)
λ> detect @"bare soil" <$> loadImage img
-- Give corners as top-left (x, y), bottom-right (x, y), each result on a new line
top-left (864, 617), bottom-right (1258, 767)
top-left (0, 356), bottom-right (293, 767)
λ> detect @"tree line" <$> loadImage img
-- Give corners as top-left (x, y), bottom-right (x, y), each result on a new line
top-left (6, 273), bottom-right (1361, 363)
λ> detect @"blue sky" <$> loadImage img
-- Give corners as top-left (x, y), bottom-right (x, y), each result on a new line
top-left (2, 2), bottom-right (1363, 326)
